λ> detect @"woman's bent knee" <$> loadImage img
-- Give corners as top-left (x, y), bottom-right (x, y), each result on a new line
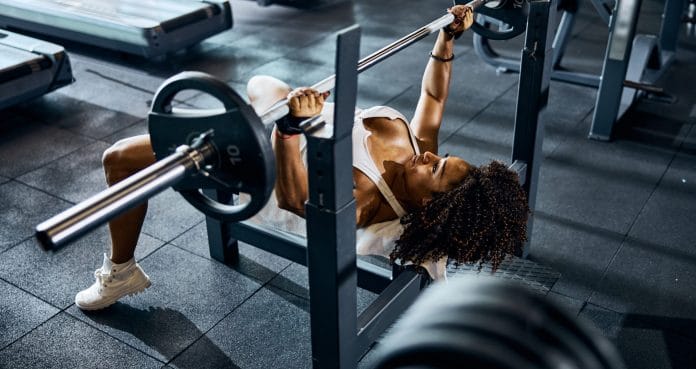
top-left (247, 75), bottom-right (292, 114)
top-left (103, 135), bottom-right (156, 183)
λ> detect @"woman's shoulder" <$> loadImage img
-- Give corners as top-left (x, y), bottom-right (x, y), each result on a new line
top-left (360, 106), bottom-right (408, 121)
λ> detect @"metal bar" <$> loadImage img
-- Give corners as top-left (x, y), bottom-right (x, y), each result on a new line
top-left (204, 189), bottom-right (240, 265)
top-left (355, 270), bottom-right (422, 356)
top-left (551, 9), bottom-right (575, 67)
top-left (589, 0), bottom-right (643, 141)
top-left (509, 160), bottom-right (528, 187)
top-left (510, 0), bottom-right (556, 258)
top-left (356, 259), bottom-right (392, 294)
top-left (259, 0), bottom-right (489, 125)
top-left (305, 203), bottom-right (358, 369)
top-left (229, 221), bottom-right (308, 265)
top-left (658, 0), bottom-right (684, 53)
top-left (35, 144), bottom-right (208, 250)
top-left (305, 25), bottom-right (361, 369)
top-left (230, 221), bottom-right (393, 293)
top-left (549, 69), bottom-right (600, 88)
top-left (589, 0), bottom-right (614, 24)
top-left (472, 15), bottom-right (601, 88)
top-left (623, 79), bottom-right (663, 94)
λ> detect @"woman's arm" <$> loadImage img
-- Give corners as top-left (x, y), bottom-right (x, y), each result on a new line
top-left (273, 132), bottom-right (308, 216)
top-left (273, 88), bottom-right (327, 217)
top-left (410, 5), bottom-right (474, 154)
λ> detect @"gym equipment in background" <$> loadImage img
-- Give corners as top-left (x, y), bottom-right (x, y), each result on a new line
top-left (473, 0), bottom-right (596, 86)
top-left (471, 0), bottom-right (684, 141)
top-left (0, 0), bottom-right (232, 59)
top-left (0, 30), bottom-right (73, 110)
top-left (589, 0), bottom-right (683, 140)
top-left (370, 277), bottom-right (626, 369)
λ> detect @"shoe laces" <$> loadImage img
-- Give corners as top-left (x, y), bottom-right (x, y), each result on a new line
top-left (94, 268), bottom-right (115, 288)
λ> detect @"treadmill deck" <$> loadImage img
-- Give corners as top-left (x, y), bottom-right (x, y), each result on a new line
top-left (0, 30), bottom-right (73, 109)
top-left (0, 0), bottom-right (233, 58)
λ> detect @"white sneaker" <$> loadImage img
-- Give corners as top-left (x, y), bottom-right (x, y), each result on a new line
top-left (75, 254), bottom-right (151, 310)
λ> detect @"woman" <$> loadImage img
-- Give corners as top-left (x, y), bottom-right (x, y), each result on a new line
top-left (75, 5), bottom-right (529, 310)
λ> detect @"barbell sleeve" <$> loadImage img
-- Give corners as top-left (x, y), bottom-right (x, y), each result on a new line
top-left (259, 0), bottom-right (487, 125)
top-left (35, 144), bottom-right (211, 251)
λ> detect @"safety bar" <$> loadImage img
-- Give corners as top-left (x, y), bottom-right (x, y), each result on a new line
top-left (228, 220), bottom-right (394, 294)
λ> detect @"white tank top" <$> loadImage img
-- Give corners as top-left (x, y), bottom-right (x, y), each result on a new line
top-left (250, 103), bottom-right (447, 281)
top-left (351, 106), bottom-right (421, 218)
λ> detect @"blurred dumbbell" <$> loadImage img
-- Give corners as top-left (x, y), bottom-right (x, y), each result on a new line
top-left (370, 277), bottom-right (625, 369)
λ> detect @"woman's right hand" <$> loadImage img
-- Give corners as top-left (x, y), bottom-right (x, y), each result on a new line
top-left (287, 87), bottom-right (329, 118)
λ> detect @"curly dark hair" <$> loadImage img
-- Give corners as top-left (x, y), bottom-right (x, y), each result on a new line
top-left (390, 160), bottom-right (529, 271)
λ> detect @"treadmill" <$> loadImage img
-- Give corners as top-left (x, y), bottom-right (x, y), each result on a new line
top-left (0, 0), bottom-right (233, 58)
top-left (0, 30), bottom-right (73, 110)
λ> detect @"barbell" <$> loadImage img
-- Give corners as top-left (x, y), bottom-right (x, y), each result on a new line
top-left (35, 0), bottom-right (530, 251)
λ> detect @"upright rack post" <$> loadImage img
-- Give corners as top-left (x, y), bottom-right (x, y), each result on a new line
top-left (511, 0), bottom-right (557, 257)
top-left (304, 25), bottom-right (361, 369)
top-left (589, 0), bottom-right (644, 141)
top-left (204, 189), bottom-right (239, 264)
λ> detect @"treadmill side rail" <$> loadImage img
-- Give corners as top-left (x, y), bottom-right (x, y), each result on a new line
top-left (0, 30), bottom-right (74, 110)
top-left (0, 0), bottom-right (233, 58)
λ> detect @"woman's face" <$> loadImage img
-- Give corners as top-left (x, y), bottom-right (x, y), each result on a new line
top-left (404, 151), bottom-right (471, 206)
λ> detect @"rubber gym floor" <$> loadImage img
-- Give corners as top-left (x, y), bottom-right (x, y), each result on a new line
top-left (1, 0), bottom-right (695, 368)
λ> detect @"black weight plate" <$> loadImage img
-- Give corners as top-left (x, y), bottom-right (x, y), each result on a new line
top-left (149, 71), bottom-right (275, 222)
top-left (465, 0), bottom-right (528, 40)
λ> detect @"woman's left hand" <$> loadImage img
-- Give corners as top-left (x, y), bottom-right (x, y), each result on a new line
top-left (287, 87), bottom-right (329, 118)
top-left (446, 5), bottom-right (475, 35)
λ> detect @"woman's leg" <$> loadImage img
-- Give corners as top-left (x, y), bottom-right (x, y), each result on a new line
top-left (102, 75), bottom-right (290, 263)
top-left (246, 75), bottom-right (292, 114)
top-left (101, 134), bottom-right (156, 263)
top-left (75, 135), bottom-right (156, 310)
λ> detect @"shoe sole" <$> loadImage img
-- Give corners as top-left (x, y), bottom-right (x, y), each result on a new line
top-left (75, 279), bottom-right (152, 311)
